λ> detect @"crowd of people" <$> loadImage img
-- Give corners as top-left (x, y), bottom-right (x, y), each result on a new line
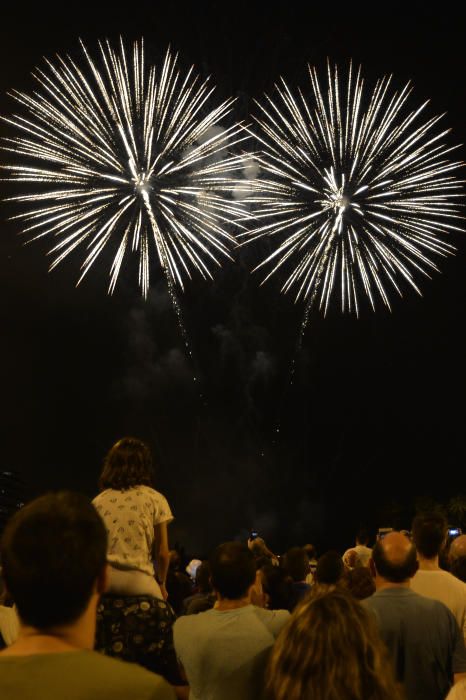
top-left (1, 437), bottom-right (466, 699)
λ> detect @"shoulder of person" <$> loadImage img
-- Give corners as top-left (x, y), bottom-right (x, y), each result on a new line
top-left (173, 611), bottom-right (208, 647)
top-left (74, 652), bottom-right (175, 697)
top-left (93, 488), bottom-right (114, 500)
top-left (139, 485), bottom-right (166, 500)
top-left (255, 606), bottom-right (290, 629)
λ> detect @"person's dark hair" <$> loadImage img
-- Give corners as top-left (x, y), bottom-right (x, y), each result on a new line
top-left (195, 561), bottom-right (212, 593)
top-left (450, 556), bottom-right (466, 584)
top-left (372, 539), bottom-right (418, 583)
top-left (283, 547), bottom-right (309, 582)
top-left (315, 550), bottom-right (345, 585)
top-left (1, 491), bottom-right (107, 629)
top-left (356, 529), bottom-right (369, 545)
top-left (261, 564), bottom-right (294, 612)
top-left (255, 555), bottom-right (272, 570)
top-left (99, 437), bottom-right (153, 491)
top-left (346, 567), bottom-right (376, 600)
top-left (411, 513), bottom-right (447, 559)
top-left (209, 542), bottom-right (256, 600)
top-left (303, 544), bottom-right (316, 560)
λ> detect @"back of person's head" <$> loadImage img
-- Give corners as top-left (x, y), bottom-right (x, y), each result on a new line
top-left (303, 543), bottom-right (316, 560)
top-left (283, 547), bottom-right (309, 582)
top-left (315, 550), bottom-right (345, 585)
top-left (343, 549), bottom-right (361, 569)
top-left (450, 556), bottom-right (466, 584)
top-left (195, 560), bottom-right (212, 593)
top-left (261, 564), bottom-right (294, 612)
top-left (210, 542), bottom-right (256, 600)
top-left (356, 529), bottom-right (369, 546)
top-left (255, 555), bottom-right (272, 570)
top-left (372, 533), bottom-right (417, 583)
top-left (169, 549), bottom-right (181, 571)
top-left (99, 437), bottom-right (153, 491)
top-left (448, 535), bottom-right (466, 561)
top-left (265, 589), bottom-right (400, 700)
top-left (1, 491), bottom-right (107, 629)
top-left (346, 567), bottom-right (376, 600)
top-left (411, 512), bottom-right (447, 559)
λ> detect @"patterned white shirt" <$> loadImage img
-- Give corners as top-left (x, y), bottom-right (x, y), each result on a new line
top-left (93, 485), bottom-right (173, 576)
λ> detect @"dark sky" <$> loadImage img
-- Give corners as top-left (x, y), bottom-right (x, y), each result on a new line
top-left (0, 3), bottom-right (465, 554)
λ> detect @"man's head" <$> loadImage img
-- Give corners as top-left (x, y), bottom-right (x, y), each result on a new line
top-left (195, 560), bottom-right (212, 593)
top-left (356, 529), bottom-right (369, 546)
top-left (411, 512), bottom-right (447, 560)
top-left (1, 491), bottom-right (107, 629)
top-left (449, 534), bottom-right (466, 561)
top-left (209, 542), bottom-right (256, 600)
top-left (449, 535), bottom-right (466, 583)
top-left (371, 531), bottom-right (418, 584)
top-left (303, 544), bottom-right (316, 560)
top-left (315, 551), bottom-right (345, 585)
top-left (283, 547), bottom-right (310, 583)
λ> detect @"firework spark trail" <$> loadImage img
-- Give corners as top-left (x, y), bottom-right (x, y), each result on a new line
top-left (1, 39), bottom-right (249, 306)
top-left (289, 230), bottom-right (336, 383)
top-left (243, 62), bottom-right (464, 320)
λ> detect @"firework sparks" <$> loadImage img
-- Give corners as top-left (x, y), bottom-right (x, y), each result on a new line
top-left (1, 39), bottom-right (248, 298)
top-left (243, 62), bottom-right (464, 315)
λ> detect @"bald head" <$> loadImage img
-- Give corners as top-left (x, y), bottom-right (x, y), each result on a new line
top-left (372, 532), bottom-right (418, 583)
top-left (450, 535), bottom-right (466, 560)
top-left (382, 532), bottom-right (413, 563)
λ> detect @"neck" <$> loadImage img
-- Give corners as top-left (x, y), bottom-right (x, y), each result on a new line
top-left (417, 555), bottom-right (440, 571)
top-left (375, 577), bottom-right (410, 592)
top-left (1, 594), bottom-right (98, 656)
top-left (214, 595), bottom-right (250, 611)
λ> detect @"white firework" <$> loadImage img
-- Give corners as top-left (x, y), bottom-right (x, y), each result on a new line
top-left (244, 62), bottom-right (464, 315)
top-left (1, 39), bottom-right (247, 297)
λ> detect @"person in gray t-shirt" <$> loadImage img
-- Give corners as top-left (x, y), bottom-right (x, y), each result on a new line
top-left (173, 542), bottom-right (289, 700)
top-left (363, 531), bottom-right (466, 700)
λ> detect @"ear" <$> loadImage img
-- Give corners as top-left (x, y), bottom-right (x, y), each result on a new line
top-left (96, 563), bottom-right (109, 595)
top-left (369, 558), bottom-right (377, 579)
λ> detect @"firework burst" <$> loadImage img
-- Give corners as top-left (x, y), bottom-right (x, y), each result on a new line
top-left (1, 39), bottom-right (247, 298)
top-left (244, 62), bottom-right (464, 315)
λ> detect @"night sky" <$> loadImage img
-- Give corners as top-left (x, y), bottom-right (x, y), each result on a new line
top-left (0, 3), bottom-right (465, 555)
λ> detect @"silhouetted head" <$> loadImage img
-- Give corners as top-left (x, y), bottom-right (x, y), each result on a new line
top-left (411, 512), bottom-right (447, 559)
top-left (99, 437), bottom-right (153, 491)
top-left (266, 589), bottom-right (400, 700)
top-left (371, 532), bottom-right (417, 583)
top-left (1, 491), bottom-right (107, 629)
top-left (210, 542), bottom-right (256, 600)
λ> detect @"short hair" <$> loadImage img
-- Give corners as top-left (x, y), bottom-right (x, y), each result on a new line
top-left (195, 561), bottom-right (212, 593)
top-left (261, 564), bottom-right (294, 612)
top-left (412, 513), bottom-right (447, 559)
top-left (356, 529), bottom-right (369, 545)
top-left (372, 539), bottom-right (418, 583)
top-left (266, 590), bottom-right (400, 700)
top-left (303, 543), bottom-right (316, 560)
top-left (283, 547), bottom-right (310, 582)
top-left (1, 491), bottom-right (107, 628)
top-left (99, 437), bottom-right (153, 491)
top-left (315, 551), bottom-right (345, 585)
top-left (209, 542), bottom-right (256, 600)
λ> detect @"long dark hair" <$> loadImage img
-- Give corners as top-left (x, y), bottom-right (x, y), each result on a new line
top-left (98, 437), bottom-right (153, 491)
top-left (266, 589), bottom-right (400, 700)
